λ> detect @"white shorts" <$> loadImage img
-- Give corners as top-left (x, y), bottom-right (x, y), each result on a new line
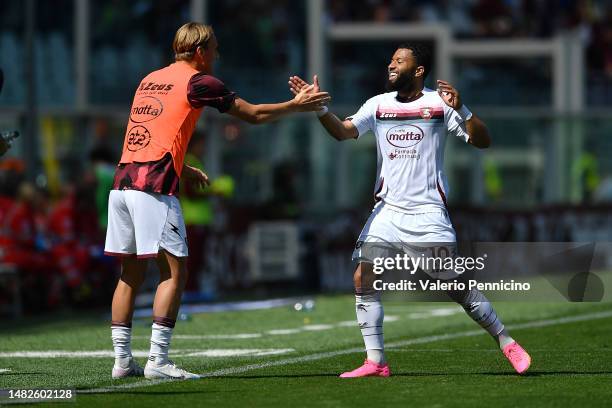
top-left (352, 202), bottom-right (457, 264)
top-left (104, 190), bottom-right (188, 259)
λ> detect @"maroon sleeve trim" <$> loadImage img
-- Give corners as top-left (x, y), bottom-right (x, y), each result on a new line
top-left (187, 72), bottom-right (237, 112)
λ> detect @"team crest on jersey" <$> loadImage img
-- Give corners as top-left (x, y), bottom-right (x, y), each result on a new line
top-left (419, 107), bottom-right (433, 120)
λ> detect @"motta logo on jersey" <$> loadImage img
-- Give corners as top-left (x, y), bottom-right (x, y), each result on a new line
top-left (386, 124), bottom-right (424, 148)
top-left (130, 96), bottom-right (164, 123)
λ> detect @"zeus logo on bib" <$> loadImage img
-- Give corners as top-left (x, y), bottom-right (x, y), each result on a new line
top-left (386, 125), bottom-right (424, 148)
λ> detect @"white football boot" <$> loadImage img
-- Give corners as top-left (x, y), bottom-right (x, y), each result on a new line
top-left (112, 357), bottom-right (145, 379)
top-left (144, 358), bottom-right (200, 380)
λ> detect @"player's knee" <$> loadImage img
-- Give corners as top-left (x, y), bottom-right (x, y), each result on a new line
top-left (353, 268), bottom-right (361, 288)
top-left (120, 268), bottom-right (145, 287)
top-left (353, 262), bottom-right (375, 290)
top-left (445, 288), bottom-right (468, 304)
top-left (175, 267), bottom-right (189, 287)
top-left (120, 258), bottom-right (147, 286)
top-left (353, 264), bottom-right (366, 288)
top-left (166, 264), bottom-right (189, 287)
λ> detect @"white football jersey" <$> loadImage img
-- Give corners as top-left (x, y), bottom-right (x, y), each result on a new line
top-left (348, 88), bottom-right (471, 214)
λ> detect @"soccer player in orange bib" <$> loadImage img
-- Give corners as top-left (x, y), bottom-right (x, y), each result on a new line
top-left (105, 22), bottom-right (330, 380)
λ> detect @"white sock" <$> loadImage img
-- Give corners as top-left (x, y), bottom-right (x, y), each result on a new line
top-left (366, 349), bottom-right (385, 365)
top-left (111, 325), bottom-right (132, 365)
top-left (355, 291), bottom-right (386, 364)
top-left (450, 288), bottom-right (505, 338)
top-left (149, 323), bottom-right (173, 363)
top-left (497, 328), bottom-right (515, 349)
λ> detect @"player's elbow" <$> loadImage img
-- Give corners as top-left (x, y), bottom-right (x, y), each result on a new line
top-left (478, 136), bottom-right (491, 149)
top-left (480, 130), bottom-right (492, 148)
top-left (246, 115), bottom-right (262, 125)
top-left (469, 129), bottom-right (491, 149)
top-left (469, 137), bottom-right (490, 149)
top-left (242, 113), bottom-right (269, 125)
top-left (242, 109), bottom-right (262, 124)
top-left (249, 107), bottom-right (275, 125)
top-left (232, 101), bottom-right (267, 124)
top-left (327, 130), bottom-right (350, 142)
top-left (329, 124), bottom-right (358, 141)
top-left (328, 131), bottom-right (347, 141)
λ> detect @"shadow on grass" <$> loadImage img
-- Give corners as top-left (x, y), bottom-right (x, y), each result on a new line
top-left (208, 370), bottom-right (612, 380)
top-left (207, 373), bottom-right (340, 380)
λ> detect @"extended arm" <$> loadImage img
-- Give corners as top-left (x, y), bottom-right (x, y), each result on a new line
top-left (227, 84), bottom-right (330, 125)
top-left (288, 75), bottom-right (357, 141)
top-left (464, 113), bottom-right (490, 148)
top-left (315, 111), bottom-right (359, 141)
top-left (187, 72), bottom-right (329, 125)
top-left (437, 79), bottom-right (491, 149)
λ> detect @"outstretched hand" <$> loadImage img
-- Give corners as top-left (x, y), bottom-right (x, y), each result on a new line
top-left (288, 75), bottom-right (320, 95)
top-left (291, 77), bottom-right (330, 112)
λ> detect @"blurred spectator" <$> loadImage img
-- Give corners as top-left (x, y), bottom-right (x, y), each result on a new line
top-left (180, 134), bottom-right (214, 292)
top-left (471, 0), bottom-right (515, 37)
top-left (0, 138), bottom-right (7, 157)
top-left (325, 0), bottom-right (607, 41)
top-left (89, 145), bottom-right (117, 229)
top-left (0, 181), bottom-right (52, 311)
top-left (586, 5), bottom-right (612, 77)
top-left (0, 156), bottom-right (114, 313)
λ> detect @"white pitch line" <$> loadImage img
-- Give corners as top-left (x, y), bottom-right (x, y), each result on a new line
top-left (184, 334), bottom-right (262, 339)
top-left (0, 349), bottom-right (294, 359)
top-left (182, 349), bottom-right (294, 357)
top-left (133, 334), bottom-right (262, 340)
top-left (266, 329), bottom-right (302, 335)
top-left (301, 324), bottom-right (334, 331)
top-left (79, 309), bottom-right (612, 394)
top-left (0, 368), bottom-right (11, 373)
top-left (409, 308), bottom-right (462, 319)
top-left (130, 310), bottom-right (449, 341)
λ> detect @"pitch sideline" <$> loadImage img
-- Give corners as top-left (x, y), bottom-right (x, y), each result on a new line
top-left (78, 309), bottom-right (612, 394)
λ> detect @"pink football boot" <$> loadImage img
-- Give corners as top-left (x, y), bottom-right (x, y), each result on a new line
top-left (339, 359), bottom-right (391, 378)
top-left (502, 341), bottom-right (531, 374)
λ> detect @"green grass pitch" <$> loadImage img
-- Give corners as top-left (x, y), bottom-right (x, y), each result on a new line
top-left (1, 296), bottom-right (611, 407)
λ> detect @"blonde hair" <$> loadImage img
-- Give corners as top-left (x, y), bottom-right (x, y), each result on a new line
top-left (173, 22), bottom-right (215, 61)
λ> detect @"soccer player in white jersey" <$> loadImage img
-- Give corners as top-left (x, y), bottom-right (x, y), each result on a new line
top-left (289, 43), bottom-right (531, 377)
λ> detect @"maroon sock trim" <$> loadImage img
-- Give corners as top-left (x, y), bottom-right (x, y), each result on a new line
top-left (111, 321), bottom-right (132, 328)
top-left (153, 316), bottom-right (176, 328)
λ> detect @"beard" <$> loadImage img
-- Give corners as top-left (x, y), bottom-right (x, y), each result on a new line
top-left (385, 70), bottom-right (416, 92)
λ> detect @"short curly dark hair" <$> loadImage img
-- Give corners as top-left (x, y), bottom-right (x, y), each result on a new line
top-left (396, 43), bottom-right (432, 78)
